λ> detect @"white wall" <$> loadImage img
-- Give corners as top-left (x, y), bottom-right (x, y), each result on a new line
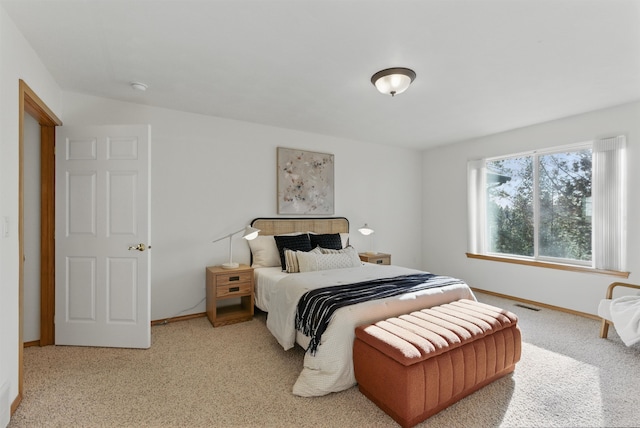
top-left (0, 3), bottom-right (62, 421)
top-left (59, 91), bottom-right (423, 321)
top-left (422, 101), bottom-right (640, 316)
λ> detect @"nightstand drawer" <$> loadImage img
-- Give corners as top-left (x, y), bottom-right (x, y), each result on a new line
top-left (216, 281), bottom-right (252, 298)
top-left (215, 271), bottom-right (252, 287)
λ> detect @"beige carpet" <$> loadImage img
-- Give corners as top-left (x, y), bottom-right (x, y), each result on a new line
top-left (9, 292), bottom-right (640, 427)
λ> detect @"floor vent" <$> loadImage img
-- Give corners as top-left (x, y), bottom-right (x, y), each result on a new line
top-left (514, 303), bottom-right (541, 311)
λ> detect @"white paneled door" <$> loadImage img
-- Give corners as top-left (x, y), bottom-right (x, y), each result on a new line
top-left (55, 125), bottom-right (151, 348)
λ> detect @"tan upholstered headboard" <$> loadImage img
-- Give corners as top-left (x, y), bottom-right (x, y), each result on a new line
top-left (250, 217), bottom-right (349, 236)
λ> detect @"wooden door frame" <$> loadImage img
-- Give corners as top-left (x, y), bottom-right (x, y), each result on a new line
top-left (15, 80), bottom-right (61, 413)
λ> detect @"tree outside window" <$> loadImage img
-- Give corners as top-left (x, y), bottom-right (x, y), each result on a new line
top-left (486, 148), bottom-right (592, 263)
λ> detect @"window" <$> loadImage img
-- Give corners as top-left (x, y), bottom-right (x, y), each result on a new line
top-left (468, 136), bottom-right (626, 272)
top-left (486, 147), bottom-right (592, 264)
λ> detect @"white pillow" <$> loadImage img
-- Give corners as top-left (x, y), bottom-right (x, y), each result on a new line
top-left (320, 245), bottom-right (357, 255)
top-left (248, 236), bottom-right (280, 268)
top-left (284, 246), bottom-right (322, 273)
top-left (297, 246), bottom-right (362, 272)
top-left (249, 232), bottom-right (311, 268)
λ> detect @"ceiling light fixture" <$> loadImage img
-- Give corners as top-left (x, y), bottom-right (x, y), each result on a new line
top-left (130, 82), bottom-right (148, 92)
top-left (371, 67), bottom-right (416, 97)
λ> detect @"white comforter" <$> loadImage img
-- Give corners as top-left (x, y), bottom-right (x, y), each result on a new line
top-left (265, 264), bottom-right (475, 396)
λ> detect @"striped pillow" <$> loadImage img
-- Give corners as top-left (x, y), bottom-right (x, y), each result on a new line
top-left (284, 247), bottom-right (322, 273)
top-left (274, 234), bottom-right (312, 270)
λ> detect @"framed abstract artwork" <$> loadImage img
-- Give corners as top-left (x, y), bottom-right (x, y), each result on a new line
top-left (277, 147), bottom-right (334, 215)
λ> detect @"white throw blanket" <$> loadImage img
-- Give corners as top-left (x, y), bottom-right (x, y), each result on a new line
top-left (610, 295), bottom-right (640, 346)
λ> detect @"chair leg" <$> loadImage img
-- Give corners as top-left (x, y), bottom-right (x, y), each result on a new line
top-left (600, 319), bottom-right (610, 338)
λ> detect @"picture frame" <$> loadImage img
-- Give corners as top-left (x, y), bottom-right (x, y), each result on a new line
top-left (277, 147), bottom-right (335, 215)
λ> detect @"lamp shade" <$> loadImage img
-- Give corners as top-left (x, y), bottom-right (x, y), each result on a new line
top-left (358, 223), bottom-right (375, 236)
top-left (371, 67), bottom-right (416, 96)
top-left (241, 226), bottom-right (260, 241)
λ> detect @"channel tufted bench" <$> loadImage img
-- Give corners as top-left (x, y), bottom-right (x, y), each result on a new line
top-left (353, 299), bottom-right (521, 428)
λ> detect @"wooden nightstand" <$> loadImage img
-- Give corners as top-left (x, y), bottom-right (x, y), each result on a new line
top-left (206, 264), bottom-right (254, 327)
top-left (359, 252), bottom-right (391, 265)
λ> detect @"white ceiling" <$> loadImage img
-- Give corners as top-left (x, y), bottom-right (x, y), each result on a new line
top-left (3, 0), bottom-right (640, 150)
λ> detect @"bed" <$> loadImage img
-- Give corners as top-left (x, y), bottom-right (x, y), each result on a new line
top-left (249, 217), bottom-right (476, 397)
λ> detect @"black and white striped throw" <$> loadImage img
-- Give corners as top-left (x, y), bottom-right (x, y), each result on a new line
top-left (295, 273), bottom-right (466, 355)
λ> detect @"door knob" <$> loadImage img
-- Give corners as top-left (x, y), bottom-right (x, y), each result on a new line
top-left (128, 243), bottom-right (147, 252)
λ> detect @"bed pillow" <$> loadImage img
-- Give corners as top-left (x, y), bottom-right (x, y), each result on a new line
top-left (284, 247), bottom-right (323, 273)
top-left (274, 233), bottom-right (312, 270)
top-left (309, 233), bottom-right (343, 250)
top-left (297, 246), bottom-right (362, 272)
top-left (308, 232), bottom-right (349, 249)
top-left (247, 235), bottom-right (281, 268)
top-left (320, 245), bottom-right (357, 255)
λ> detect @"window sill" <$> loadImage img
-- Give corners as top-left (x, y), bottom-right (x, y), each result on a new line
top-left (465, 253), bottom-right (630, 278)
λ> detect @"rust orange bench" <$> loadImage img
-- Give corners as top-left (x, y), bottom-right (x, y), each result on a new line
top-left (353, 299), bottom-right (521, 428)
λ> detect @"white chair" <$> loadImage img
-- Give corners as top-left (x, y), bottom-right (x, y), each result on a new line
top-left (599, 282), bottom-right (640, 338)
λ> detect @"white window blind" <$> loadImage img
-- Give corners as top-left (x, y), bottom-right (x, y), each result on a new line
top-left (592, 135), bottom-right (627, 271)
top-left (467, 159), bottom-right (486, 254)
